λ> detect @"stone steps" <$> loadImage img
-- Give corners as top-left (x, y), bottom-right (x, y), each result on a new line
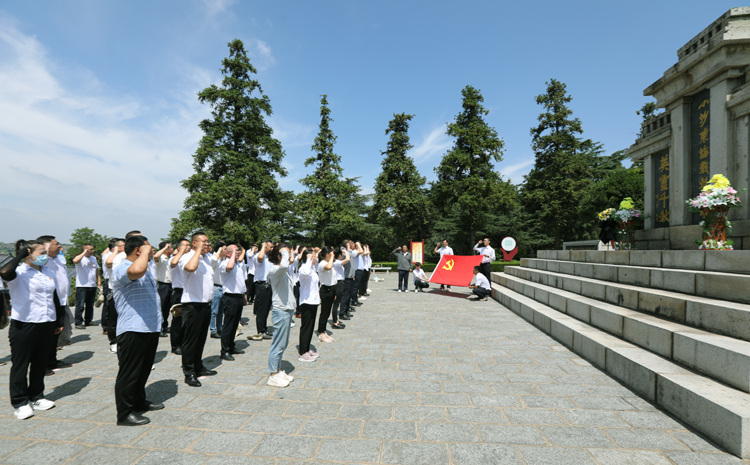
top-left (522, 257), bottom-right (750, 305)
top-left (490, 279), bottom-right (750, 458)
top-left (496, 271), bottom-right (750, 393)
top-left (502, 265), bottom-right (750, 343)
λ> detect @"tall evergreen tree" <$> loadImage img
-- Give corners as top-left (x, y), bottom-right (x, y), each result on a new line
top-left (299, 95), bottom-right (360, 246)
top-left (169, 39), bottom-right (288, 243)
top-left (432, 85), bottom-right (512, 249)
top-left (373, 113), bottom-right (430, 243)
top-left (522, 78), bottom-right (592, 249)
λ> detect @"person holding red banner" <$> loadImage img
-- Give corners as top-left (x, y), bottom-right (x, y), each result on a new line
top-left (469, 266), bottom-right (491, 301)
top-left (392, 245), bottom-right (412, 292)
top-left (433, 240), bottom-right (453, 291)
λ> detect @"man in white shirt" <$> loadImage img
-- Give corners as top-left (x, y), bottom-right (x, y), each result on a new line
top-left (179, 232), bottom-right (217, 387)
top-left (357, 244), bottom-right (371, 300)
top-left (219, 244), bottom-right (247, 361)
top-left (209, 242), bottom-right (226, 340)
top-left (469, 266), bottom-right (492, 301)
top-left (473, 238), bottom-right (495, 283)
top-left (153, 242), bottom-right (173, 338)
top-left (104, 239), bottom-right (126, 351)
top-left (37, 235), bottom-right (73, 371)
top-left (352, 242), bottom-right (366, 304)
top-left (245, 244), bottom-right (258, 304)
top-left (73, 244), bottom-right (100, 329)
top-left (168, 239), bottom-right (190, 354)
top-left (250, 241), bottom-right (274, 341)
top-left (434, 240), bottom-right (454, 291)
top-left (412, 262), bottom-right (430, 293)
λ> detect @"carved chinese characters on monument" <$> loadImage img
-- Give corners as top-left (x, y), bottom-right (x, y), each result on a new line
top-left (690, 89), bottom-right (710, 224)
top-left (653, 149), bottom-right (670, 228)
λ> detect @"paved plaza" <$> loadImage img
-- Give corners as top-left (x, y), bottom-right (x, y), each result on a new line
top-left (0, 274), bottom-right (746, 464)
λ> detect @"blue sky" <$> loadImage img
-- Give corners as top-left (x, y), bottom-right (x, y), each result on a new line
top-left (0, 0), bottom-right (737, 242)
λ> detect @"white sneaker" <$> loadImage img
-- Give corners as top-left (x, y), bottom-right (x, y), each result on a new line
top-left (367, 288), bottom-right (372, 293)
top-left (109, 344), bottom-right (117, 354)
top-left (267, 372), bottom-right (290, 387)
top-left (31, 398), bottom-right (56, 411)
top-left (280, 370), bottom-right (294, 382)
top-left (398, 290), bottom-right (402, 293)
top-left (359, 296), bottom-right (367, 301)
top-left (14, 404), bottom-right (34, 420)
top-left (415, 290), bottom-right (419, 293)
top-left (290, 321), bottom-right (296, 328)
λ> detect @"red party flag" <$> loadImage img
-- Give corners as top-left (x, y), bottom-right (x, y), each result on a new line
top-left (428, 254), bottom-right (484, 287)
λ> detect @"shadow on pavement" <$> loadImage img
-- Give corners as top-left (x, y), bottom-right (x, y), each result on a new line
top-left (61, 350), bottom-right (94, 364)
top-left (145, 379), bottom-right (179, 403)
top-left (48, 377), bottom-right (91, 401)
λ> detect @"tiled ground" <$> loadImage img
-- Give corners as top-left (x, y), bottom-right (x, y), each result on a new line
top-left (0, 274), bottom-right (746, 464)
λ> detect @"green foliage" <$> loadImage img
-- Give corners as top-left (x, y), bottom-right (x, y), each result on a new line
top-left (522, 78), bottom-right (594, 249)
top-left (169, 39), bottom-right (289, 245)
top-left (66, 227), bottom-right (111, 261)
top-left (299, 95), bottom-right (362, 246)
top-left (432, 85), bottom-right (514, 246)
top-left (373, 113), bottom-right (431, 243)
top-left (581, 163), bottom-right (645, 233)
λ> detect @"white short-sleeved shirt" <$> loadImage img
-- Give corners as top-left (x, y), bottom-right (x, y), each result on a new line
top-left (413, 268), bottom-right (427, 281)
top-left (45, 255), bottom-right (70, 306)
top-left (474, 273), bottom-right (491, 290)
top-left (356, 253), bottom-right (366, 270)
top-left (220, 258), bottom-right (247, 295)
top-left (210, 254), bottom-right (223, 286)
top-left (7, 263), bottom-right (58, 323)
top-left (75, 255), bottom-right (99, 287)
top-left (254, 254), bottom-right (270, 282)
top-left (318, 261), bottom-right (337, 286)
top-left (300, 261), bottom-right (321, 305)
top-left (246, 250), bottom-right (256, 275)
top-left (102, 252), bottom-right (113, 281)
top-left (108, 252), bottom-right (127, 290)
top-left (437, 246), bottom-right (454, 258)
top-left (179, 250), bottom-right (214, 303)
top-left (170, 257), bottom-right (183, 289)
top-left (333, 260), bottom-right (345, 281)
top-left (156, 256), bottom-right (172, 283)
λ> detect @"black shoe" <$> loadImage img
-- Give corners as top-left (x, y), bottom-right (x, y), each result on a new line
top-left (210, 333), bottom-right (220, 339)
top-left (159, 331), bottom-right (168, 338)
top-left (45, 368), bottom-right (55, 376)
top-left (198, 369), bottom-right (217, 376)
top-left (352, 302), bottom-right (362, 307)
top-left (220, 353), bottom-right (235, 361)
top-left (172, 347), bottom-right (182, 355)
top-left (331, 322), bottom-right (346, 329)
top-left (185, 375), bottom-right (202, 387)
top-left (348, 308), bottom-right (356, 312)
top-left (339, 313), bottom-right (351, 320)
top-left (117, 412), bottom-right (150, 426)
top-left (51, 360), bottom-right (72, 369)
top-left (135, 401), bottom-right (164, 412)
top-left (229, 348), bottom-right (245, 355)
top-left (75, 324), bottom-right (86, 330)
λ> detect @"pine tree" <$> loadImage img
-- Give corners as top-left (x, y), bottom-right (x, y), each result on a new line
top-left (299, 95), bottom-right (361, 246)
top-left (373, 113), bottom-right (431, 243)
top-left (522, 78), bottom-right (592, 249)
top-left (169, 39), bottom-right (288, 243)
top-left (432, 85), bottom-right (512, 248)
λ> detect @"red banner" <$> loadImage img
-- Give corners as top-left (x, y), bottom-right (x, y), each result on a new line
top-left (428, 254), bottom-right (483, 287)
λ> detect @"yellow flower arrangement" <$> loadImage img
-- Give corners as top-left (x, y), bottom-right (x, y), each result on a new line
top-left (598, 208), bottom-right (616, 221)
top-left (619, 197), bottom-right (635, 209)
top-left (702, 174), bottom-right (730, 192)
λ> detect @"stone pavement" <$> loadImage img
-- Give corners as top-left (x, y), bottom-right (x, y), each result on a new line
top-left (0, 274), bottom-right (746, 464)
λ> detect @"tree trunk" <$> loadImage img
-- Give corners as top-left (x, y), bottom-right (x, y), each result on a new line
top-left (469, 230), bottom-right (475, 252)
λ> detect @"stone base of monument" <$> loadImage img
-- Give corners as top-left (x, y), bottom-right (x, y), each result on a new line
top-left (635, 219), bottom-right (750, 250)
top-left (490, 249), bottom-right (750, 458)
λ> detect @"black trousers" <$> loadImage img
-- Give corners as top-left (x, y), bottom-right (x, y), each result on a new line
top-left (293, 282), bottom-right (301, 314)
top-left (340, 278), bottom-right (354, 315)
top-left (47, 332), bottom-right (60, 368)
top-left (358, 270), bottom-right (370, 296)
top-left (480, 263), bottom-right (492, 282)
top-left (398, 270), bottom-right (409, 290)
top-left (254, 281), bottom-right (271, 334)
top-left (106, 295), bottom-right (118, 344)
top-left (101, 280), bottom-right (110, 329)
top-left (115, 331), bottom-right (158, 422)
top-left (181, 302), bottom-right (211, 376)
top-left (331, 280), bottom-right (343, 323)
top-left (473, 287), bottom-right (491, 299)
top-left (245, 273), bottom-right (255, 303)
top-left (414, 280), bottom-right (430, 290)
top-left (352, 270), bottom-right (363, 304)
top-left (75, 286), bottom-right (96, 325)
top-left (317, 285), bottom-right (335, 334)
top-left (220, 294), bottom-right (244, 354)
top-left (157, 282), bottom-right (172, 333)
top-left (299, 303), bottom-right (318, 354)
top-left (170, 288), bottom-right (184, 350)
top-left (9, 320), bottom-right (56, 408)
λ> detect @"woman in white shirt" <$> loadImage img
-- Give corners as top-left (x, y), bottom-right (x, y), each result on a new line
top-left (316, 247), bottom-right (339, 343)
top-left (0, 240), bottom-right (64, 420)
top-left (297, 249), bottom-right (321, 361)
top-left (330, 247), bottom-right (350, 330)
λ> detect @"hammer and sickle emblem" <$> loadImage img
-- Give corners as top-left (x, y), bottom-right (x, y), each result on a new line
top-left (442, 259), bottom-right (455, 271)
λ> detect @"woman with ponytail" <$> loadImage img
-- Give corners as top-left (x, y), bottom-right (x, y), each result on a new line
top-left (0, 240), bottom-right (64, 420)
top-left (316, 246), bottom-right (338, 343)
top-left (297, 248), bottom-right (320, 361)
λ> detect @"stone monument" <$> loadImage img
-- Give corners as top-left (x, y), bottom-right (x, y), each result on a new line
top-left (626, 8), bottom-right (750, 249)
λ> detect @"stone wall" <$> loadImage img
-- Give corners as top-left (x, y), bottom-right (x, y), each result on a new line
top-left (634, 218), bottom-right (750, 250)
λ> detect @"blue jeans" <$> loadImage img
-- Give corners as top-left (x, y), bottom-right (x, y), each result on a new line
top-left (210, 286), bottom-right (223, 334)
top-left (268, 307), bottom-right (293, 373)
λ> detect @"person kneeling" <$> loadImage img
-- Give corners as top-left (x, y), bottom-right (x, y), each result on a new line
top-left (112, 236), bottom-right (165, 426)
top-left (469, 266), bottom-right (491, 301)
top-left (413, 263), bottom-right (430, 293)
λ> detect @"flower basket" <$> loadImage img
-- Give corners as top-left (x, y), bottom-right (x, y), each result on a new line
top-left (686, 175), bottom-right (744, 251)
top-left (612, 198), bottom-right (641, 250)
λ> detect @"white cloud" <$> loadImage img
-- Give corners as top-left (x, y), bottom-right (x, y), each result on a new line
top-left (412, 125), bottom-right (452, 162)
top-left (499, 159), bottom-right (535, 184)
top-left (201, 0), bottom-right (236, 16)
top-left (0, 20), bottom-right (211, 242)
top-left (250, 39), bottom-right (276, 71)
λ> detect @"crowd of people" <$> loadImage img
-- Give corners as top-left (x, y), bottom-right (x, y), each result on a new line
top-left (0, 234), bottom-right (494, 426)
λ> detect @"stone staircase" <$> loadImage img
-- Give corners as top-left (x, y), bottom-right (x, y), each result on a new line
top-left (490, 250), bottom-right (750, 458)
